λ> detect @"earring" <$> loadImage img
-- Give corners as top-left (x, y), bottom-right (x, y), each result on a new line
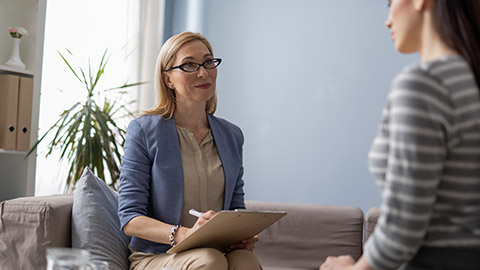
top-left (169, 84), bottom-right (174, 89)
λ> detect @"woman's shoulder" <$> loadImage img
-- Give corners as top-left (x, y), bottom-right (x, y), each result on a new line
top-left (209, 114), bottom-right (242, 132)
top-left (128, 114), bottom-right (174, 132)
top-left (397, 55), bottom-right (470, 84)
top-left (208, 114), bottom-right (244, 143)
top-left (392, 55), bottom-right (473, 98)
top-left (134, 113), bottom-right (167, 122)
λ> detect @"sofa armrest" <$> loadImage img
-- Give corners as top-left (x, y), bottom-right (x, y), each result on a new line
top-left (364, 207), bottom-right (380, 243)
top-left (246, 200), bottom-right (364, 270)
top-left (0, 194), bottom-right (74, 270)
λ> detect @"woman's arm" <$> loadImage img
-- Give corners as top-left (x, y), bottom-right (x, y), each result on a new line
top-left (123, 216), bottom-right (174, 245)
top-left (364, 69), bottom-right (448, 269)
top-left (320, 255), bottom-right (377, 270)
top-left (123, 211), bottom-right (217, 245)
top-left (118, 120), bottom-right (153, 233)
top-left (229, 125), bottom-right (246, 210)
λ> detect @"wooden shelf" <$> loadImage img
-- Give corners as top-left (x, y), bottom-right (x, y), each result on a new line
top-left (0, 148), bottom-right (27, 155)
top-left (0, 0), bottom-right (47, 201)
top-left (0, 65), bottom-right (34, 76)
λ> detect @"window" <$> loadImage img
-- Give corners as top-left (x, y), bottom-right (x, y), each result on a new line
top-left (36, 0), bottom-right (140, 194)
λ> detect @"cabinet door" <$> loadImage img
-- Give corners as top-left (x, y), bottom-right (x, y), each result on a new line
top-left (0, 74), bottom-right (20, 150)
top-left (16, 76), bottom-right (33, 150)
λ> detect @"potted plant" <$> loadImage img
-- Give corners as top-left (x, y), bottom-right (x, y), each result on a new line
top-left (27, 49), bottom-right (144, 191)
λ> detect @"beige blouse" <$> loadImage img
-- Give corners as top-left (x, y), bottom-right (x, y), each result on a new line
top-left (176, 126), bottom-right (225, 228)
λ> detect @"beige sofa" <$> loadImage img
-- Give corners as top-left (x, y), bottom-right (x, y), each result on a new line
top-left (0, 194), bottom-right (379, 270)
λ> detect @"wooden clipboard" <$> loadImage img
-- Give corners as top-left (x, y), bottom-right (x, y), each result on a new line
top-left (166, 210), bottom-right (286, 254)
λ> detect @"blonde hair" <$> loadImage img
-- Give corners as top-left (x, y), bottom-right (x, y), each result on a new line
top-left (143, 32), bottom-right (217, 118)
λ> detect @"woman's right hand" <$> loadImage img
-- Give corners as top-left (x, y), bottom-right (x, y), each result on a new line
top-left (175, 210), bottom-right (217, 243)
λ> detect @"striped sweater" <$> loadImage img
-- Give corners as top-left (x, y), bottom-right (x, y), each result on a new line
top-left (364, 55), bottom-right (480, 270)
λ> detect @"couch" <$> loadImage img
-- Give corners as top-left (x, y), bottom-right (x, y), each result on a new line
top-left (0, 169), bottom-right (380, 270)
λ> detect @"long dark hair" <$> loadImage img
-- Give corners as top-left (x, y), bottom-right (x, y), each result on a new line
top-left (434, 0), bottom-right (480, 88)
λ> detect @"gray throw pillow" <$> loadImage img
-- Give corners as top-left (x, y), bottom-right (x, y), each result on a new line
top-left (72, 167), bottom-right (131, 270)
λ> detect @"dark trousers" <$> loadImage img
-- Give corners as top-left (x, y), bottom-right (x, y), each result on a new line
top-left (399, 246), bottom-right (480, 270)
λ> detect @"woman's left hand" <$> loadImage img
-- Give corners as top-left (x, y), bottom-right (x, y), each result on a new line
top-left (320, 255), bottom-right (355, 270)
top-left (226, 235), bottom-right (259, 252)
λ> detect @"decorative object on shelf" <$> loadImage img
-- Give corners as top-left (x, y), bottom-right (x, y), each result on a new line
top-left (4, 27), bottom-right (28, 69)
top-left (27, 49), bottom-right (144, 191)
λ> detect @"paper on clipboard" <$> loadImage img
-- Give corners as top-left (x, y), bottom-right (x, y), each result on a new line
top-left (166, 209), bottom-right (286, 254)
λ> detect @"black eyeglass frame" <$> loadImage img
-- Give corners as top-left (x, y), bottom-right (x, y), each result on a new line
top-left (165, 58), bottom-right (222, 72)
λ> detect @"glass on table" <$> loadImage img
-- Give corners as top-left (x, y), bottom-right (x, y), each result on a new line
top-left (90, 261), bottom-right (109, 270)
top-left (46, 247), bottom-right (108, 270)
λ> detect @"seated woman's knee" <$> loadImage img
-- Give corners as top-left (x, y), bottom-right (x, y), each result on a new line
top-left (226, 249), bottom-right (261, 270)
top-left (196, 248), bottom-right (228, 269)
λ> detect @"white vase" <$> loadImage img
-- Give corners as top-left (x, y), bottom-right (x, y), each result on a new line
top-left (5, 37), bottom-right (26, 69)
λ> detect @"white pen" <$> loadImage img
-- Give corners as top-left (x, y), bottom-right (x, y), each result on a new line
top-left (189, 208), bottom-right (203, 218)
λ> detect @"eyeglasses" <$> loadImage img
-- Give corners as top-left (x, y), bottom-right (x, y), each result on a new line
top-left (166, 58), bottom-right (222, 72)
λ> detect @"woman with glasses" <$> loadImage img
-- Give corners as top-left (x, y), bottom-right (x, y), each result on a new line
top-left (321, 0), bottom-right (480, 270)
top-left (118, 32), bottom-right (261, 270)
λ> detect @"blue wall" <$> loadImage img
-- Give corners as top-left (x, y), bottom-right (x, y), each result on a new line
top-left (165, 0), bottom-right (419, 212)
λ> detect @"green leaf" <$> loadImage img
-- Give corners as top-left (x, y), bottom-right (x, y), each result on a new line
top-left (26, 48), bottom-right (138, 191)
top-left (58, 51), bottom-right (83, 84)
top-left (103, 81), bottom-right (147, 92)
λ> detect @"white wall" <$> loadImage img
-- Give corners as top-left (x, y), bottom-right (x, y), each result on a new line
top-left (166, 0), bottom-right (419, 212)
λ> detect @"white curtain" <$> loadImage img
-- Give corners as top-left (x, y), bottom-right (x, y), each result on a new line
top-left (137, 0), bottom-right (166, 111)
top-left (35, 0), bottom-right (165, 195)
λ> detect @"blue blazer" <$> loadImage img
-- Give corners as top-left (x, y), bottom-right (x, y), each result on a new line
top-left (118, 113), bottom-right (246, 254)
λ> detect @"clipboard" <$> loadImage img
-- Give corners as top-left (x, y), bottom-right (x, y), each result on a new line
top-left (166, 209), bottom-right (286, 254)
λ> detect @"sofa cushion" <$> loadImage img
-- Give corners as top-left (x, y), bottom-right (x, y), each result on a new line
top-left (0, 194), bottom-right (73, 270)
top-left (72, 167), bottom-right (130, 270)
top-left (246, 200), bottom-right (364, 270)
top-left (364, 207), bottom-right (380, 243)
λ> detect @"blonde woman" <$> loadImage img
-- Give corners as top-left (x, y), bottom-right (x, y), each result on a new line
top-left (118, 32), bottom-right (261, 270)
